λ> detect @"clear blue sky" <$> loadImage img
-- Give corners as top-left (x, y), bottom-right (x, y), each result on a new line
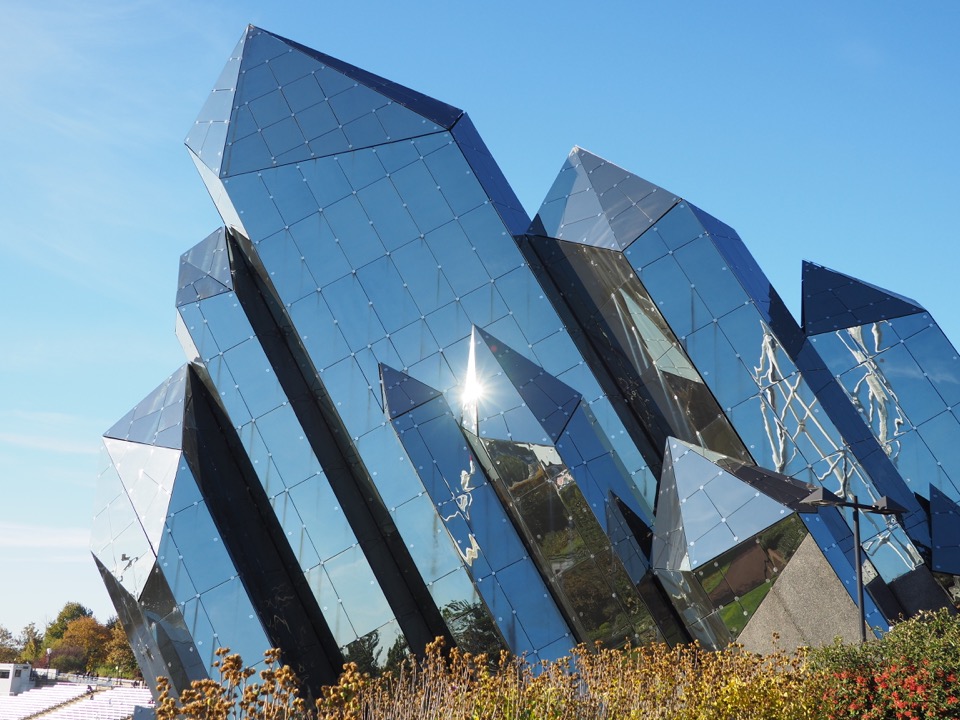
top-left (1, 0), bottom-right (958, 633)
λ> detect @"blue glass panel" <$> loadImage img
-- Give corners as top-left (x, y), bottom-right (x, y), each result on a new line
top-left (458, 281), bottom-right (508, 329)
top-left (423, 141), bottom-right (487, 217)
top-left (918, 411), bottom-right (960, 486)
top-left (375, 138), bottom-right (421, 173)
top-left (459, 203), bottom-right (520, 278)
top-left (286, 215), bottom-right (349, 292)
top-left (342, 112), bottom-right (388, 149)
top-left (227, 105), bottom-right (259, 145)
top-left (312, 65), bottom-right (354, 98)
top-left (305, 564), bottom-right (355, 646)
top-left (641, 254), bottom-right (712, 339)
top-left (424, 301), bottom-right (472, 351)
top-left (887, 432), bottom-right (943, 497)
top-left (683, 322), bottom-right (755, 411)
top-left (299, 157), bottom-right (352, 208)
top-left (391, 318), bottom-right (441, 367)
top-left (222, 338), bottom-right (285, 418)
top-left (391, 238), bottom-right (454, 315)
top-left (261, 116), bottom-right (306, 159)
top-left (254, 404), bottom-right (316, 488)
top-left (425, 221), bottom-right (490, 297)
top-left (280, 74), bottom-right (324, 113)
top-left (200, 577), bottom-right (270, 666)
top-left (673, 237), bottom-right (749, 319)
top-left (322, 357), bottom-right (382, 438)
top-left (259, 165), bottom-right (316, 227)
top-left (239, 61), bottom-right (279, 103)
top-left (651, 203), bottom-right (705, 251)
top-left (392, 492), bottom-right (461, 582)
top-left (376, 101), bottom-right (435, 139)
top-left (248, 88), bottom-right (291, 132)
top-left (494, 268), bottom-right (562, 345)
top-left (222, 174), bottom-right (285, 240)
top-left (475, 575), bottom-right (534, 653)
top-left (265, 47), bottom-right (314, 86)
top-left (323, 194), bottom-right (385, 268)
top-left (328, 84), bottom-right (388, 125)
top-left (356, 178), bottom-right (420, 251)
top-left (878, 343), bottom-right (947, 424)
top-left (904, 327), bottom-right (960, 406)
top-left (336, 147), bottom-right (387, 190)
top-left (392, 161), bottom-right (455, 234)
top-left (256, 231), bottom-right (316, 306)
top-left (357, 256), bottom-right (421, 333)
top-left (407, 350), bottom-right (458, 396)
top-left (270, 492), bottom-right (320, 570)
top-left (166, 502), bottom-right (235, 594)
top-left (355, 425), bottom-right (423, 509)
top-left (322, 274), bottom-right (386, 351)
top-left (323, 544), bottom-right (394, 638)
top-left (288, 474), bottom-right (356, 560)
top-left (496, 559), bottom-right (569, 650)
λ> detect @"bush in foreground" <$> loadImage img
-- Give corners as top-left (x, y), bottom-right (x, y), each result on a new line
top-left (811, 608), bottom-right (960, 719)
top-left (153, 609), bottom-right (960, 720)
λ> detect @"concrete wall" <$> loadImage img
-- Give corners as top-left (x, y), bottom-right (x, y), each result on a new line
top-left (738, 535), bottom-right (865, 653)
top-left (0, 663), bottom-right (33, 696)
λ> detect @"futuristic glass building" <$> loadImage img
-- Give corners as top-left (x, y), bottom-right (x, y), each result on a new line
top-left (92, 26), bottom-right (960, 697)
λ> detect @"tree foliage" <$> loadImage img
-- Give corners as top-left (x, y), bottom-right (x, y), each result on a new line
top-left (61, 616), bottom-right (112, 672)
top-left (44, 602), bottom-right (93, 645)
top-left (105, 620), bottom-right (138, 677)
top-left (0, 625), bottom-right (18, 663)
top-left (1, 603), bottom-right (138, 676)
top-left (17, 623), bottom-right (43, 662)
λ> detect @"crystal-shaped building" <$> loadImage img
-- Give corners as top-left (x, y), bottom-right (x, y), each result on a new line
top-left (92, 26), bottom-right (960, 698)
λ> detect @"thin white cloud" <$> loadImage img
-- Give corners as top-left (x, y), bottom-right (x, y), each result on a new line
top-left (0, 432), bottom-right (98, 456)
top-left (0, 522), bottom-right (91, 550)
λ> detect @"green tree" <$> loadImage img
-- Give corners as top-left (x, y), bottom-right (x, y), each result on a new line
top-left (44, 602), bottom-right (93, 646)
top-left (47, 645), bottom-right (86, 674)
top-left (61, 616), bottom-right (111, 672)
top-left (17, 623), bottom-right (43, 663)
top-left (104, 619), bottom-right (138, 677)
top-left (0, 625), bottom-right (18, 662)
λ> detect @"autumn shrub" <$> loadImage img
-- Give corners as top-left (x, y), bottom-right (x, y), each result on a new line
top-left (811, 608), bottom-right (960, 720)
top-left (156, 647), bottom-right (305, 720)
top-left (162, 639), bottom-right (821, 720)
top-left (158, 612), bottom-right (960, 720)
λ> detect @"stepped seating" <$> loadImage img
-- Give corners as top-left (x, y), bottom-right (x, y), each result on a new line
top-left (0, 684), bottom-right (89, 720)
top-left (42, 688), bottom-right (153, 720)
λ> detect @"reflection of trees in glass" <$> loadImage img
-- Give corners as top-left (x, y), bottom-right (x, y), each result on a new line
top-left (478, 437), bottom-right (657, 648)
top-left (341, 631), bottom-right (409, 677)
top-left (441, 600), bottom-right (502, 658)
top-left (341, 632), bottom-right (381, 677)
top-left (694, 515), bottom-right (808, 637)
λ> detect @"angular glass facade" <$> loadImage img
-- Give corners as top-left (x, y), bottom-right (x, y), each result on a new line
top-left (93, 26), bottom-right (959, 699)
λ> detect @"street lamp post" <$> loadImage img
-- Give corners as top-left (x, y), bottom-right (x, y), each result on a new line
top-left (801, 487), bottom-right (907, 643)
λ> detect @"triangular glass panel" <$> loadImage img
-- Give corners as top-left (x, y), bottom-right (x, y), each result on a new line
top-left (380, 363), bottom-right (442, 419)
top-left (104, 366), bottom-right (188, 449)
top-left (176, 228), bottom-right (234, 306)
top-left (531, 147), bottom-right (678, 251)
top-left (802, 262), bottom-right (924, 336)
top-left (196, 26), bottom-right (462, 177)
top-left (474, 328), bottom-right (581, 442)
top-left (103, 439), bottom-right (181, 551)
top-left (712, 456), bottom-right (817, 512)
top-left (185, 31), bottom-right (245, 175)
top-left (257, 27), bottom-right (462, 128)
top-left (653, 438), bottom-right (794, 571)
